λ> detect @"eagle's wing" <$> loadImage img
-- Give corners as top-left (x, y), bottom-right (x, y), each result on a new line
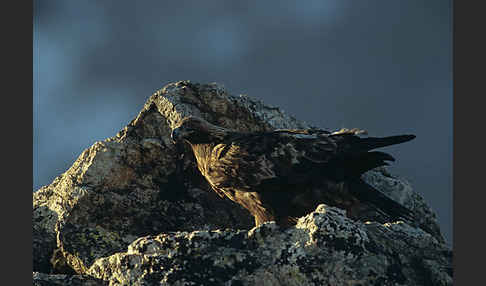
top-left (201, 127), bottom-right (415, 223)
top-left (206, 128), bottom-right (414, 191)
top-left (205, 130), bottom-right (341, 191)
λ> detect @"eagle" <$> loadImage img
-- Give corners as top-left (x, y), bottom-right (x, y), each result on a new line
top-left (171, 116), bottom-right (415, 227)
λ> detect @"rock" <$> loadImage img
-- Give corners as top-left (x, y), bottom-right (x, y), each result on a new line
top-left (33, 272), bottom-right (107, 286)
top-left (362, 167), bottom-right (446, 244)
top-left (87, 205), bottom-right (452, 286)
top-left (33, 81), bottom-right (451, 285)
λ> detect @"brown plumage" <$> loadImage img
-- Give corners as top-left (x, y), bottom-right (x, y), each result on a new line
top-left (171, 116), bottom-right (415, 227)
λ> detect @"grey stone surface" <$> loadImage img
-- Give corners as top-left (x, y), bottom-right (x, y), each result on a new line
top-left (33, 272), bottom-right (107, 286)
top-left (88, 205), bottom-right (452, 286)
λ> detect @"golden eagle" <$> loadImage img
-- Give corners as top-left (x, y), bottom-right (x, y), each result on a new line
top-left (171, 116), bottom-right (415, 227)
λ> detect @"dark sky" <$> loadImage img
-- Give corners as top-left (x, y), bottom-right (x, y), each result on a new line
top-left (33, 0), bottom-right (452, 244)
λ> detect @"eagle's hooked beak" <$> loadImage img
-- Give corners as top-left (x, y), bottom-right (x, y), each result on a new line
top-left (171, 127), bottom-right (194, 144)
top-left (171, 128), bottom-right (181, 144)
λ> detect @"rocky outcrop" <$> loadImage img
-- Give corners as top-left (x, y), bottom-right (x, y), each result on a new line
top-left (33, 272), bottom-right (107, 286)
top-left (33, 81), bottom-right (452, 285)
top-left (88, 205), bottom-right (452, 286)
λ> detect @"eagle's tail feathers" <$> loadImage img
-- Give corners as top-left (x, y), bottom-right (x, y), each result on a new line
top-left (359, 135), bottom-right (416, 151)
top-left (342, 151), bottom-right (395, 178)
top-left (348, 179), bottom-right (414, 222)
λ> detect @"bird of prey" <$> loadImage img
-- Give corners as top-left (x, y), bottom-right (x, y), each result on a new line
top-left (171, 116), bottom-right (415, 227)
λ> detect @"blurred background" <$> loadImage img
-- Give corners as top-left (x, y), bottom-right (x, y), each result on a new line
top-left (33, 0), bottom-right (452, 244)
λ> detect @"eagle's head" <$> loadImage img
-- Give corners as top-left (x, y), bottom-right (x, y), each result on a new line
top-left (171, 116), bottom-right (229, 145)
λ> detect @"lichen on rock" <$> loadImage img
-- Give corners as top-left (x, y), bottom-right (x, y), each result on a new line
top-left (33, 272), bottom-right (107, 286)
top-left (33, 81), bottom-right (452, 285)
top-left (87, 205), bottom-right (451, 286)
